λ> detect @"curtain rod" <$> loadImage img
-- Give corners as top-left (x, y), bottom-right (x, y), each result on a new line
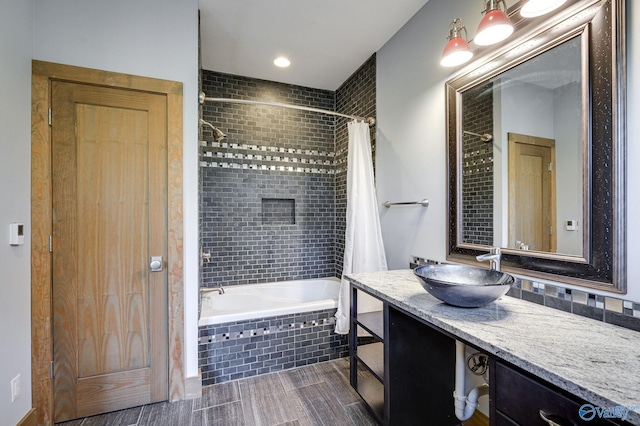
top-left (199, 92), bottom-right (375, 127)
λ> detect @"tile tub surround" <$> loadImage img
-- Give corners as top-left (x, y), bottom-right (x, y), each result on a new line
top-left (200, 55), bottom-right (377, 286)
top-left (200, 70), bottom-right (337, 287)
top-left (200, 167), bottom-right (336, 286)
top-left (198, 308), bottom-right (349, 386)
top-left (347, 270), bottom-right (640, 425)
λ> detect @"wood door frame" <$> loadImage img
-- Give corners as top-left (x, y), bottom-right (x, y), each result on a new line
top-left (508, 132), bottom-right (557, 253)
top-left (31, 61), bottom-right (185, 425)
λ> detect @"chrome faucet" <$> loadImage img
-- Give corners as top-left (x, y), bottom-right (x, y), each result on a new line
top-left (476, 247), bottom-right (501, 271)
top-left (200, 285), bottom-right (225, 295)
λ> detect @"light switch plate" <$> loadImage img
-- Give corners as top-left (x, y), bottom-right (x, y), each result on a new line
top-left (10, 374), bottom-right (20, 403)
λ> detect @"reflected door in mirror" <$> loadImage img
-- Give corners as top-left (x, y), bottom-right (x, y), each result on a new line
top-left (508, 133), bottom-right (556, 253)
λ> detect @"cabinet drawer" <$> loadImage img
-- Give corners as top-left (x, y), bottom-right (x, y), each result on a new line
top-left (495, 362), bottom-right (621, 425)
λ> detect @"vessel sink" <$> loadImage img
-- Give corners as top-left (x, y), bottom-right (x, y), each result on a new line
top-left (413, 264), bottom-right (514, 308)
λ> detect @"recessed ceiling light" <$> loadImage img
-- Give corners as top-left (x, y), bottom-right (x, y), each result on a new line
top-left (273, 57), bottom-right (291, 68)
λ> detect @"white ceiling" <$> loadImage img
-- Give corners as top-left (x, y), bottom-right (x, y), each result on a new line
top-left (199, 0), bottom-right (430, 91)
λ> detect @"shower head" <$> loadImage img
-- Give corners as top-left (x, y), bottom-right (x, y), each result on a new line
top-left (479, 133), bottom-right (493, 143)
top-left (463, 130), bottom-right (493, 143)
top-left (199, 119), bottom-right (226, 142)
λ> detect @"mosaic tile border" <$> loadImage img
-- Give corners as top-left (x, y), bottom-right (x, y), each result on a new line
top-left (410, 256), bottom-right (640, 332)
top-left (199, 161), bottom-right (336, 174)
top-left (509, 280), bottom-right (640, 331)
top-left (461, 149), bottom-right (494, 176)
top-left (200, 141), bottom-right (337, 174)
top-left (203, 141), bottom-right (338, 156)
top-left (199, 317), bottom-right (335, 344)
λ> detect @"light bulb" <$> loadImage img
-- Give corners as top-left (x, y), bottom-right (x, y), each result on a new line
top-left (520, 0), bottom-right (567, 17)
top-left (273, 57), bottom-right (291, 68)
top-left (441, 37), bottom-right (474, 67)
top-left (475, 8), bottom-right (513, 46)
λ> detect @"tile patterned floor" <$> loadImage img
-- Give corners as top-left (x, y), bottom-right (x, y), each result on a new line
top-left (56, 358), bottom-right (377, 426)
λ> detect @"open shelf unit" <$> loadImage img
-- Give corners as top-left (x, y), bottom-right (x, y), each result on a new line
top-left (349, 287), bottom-right (385, 423)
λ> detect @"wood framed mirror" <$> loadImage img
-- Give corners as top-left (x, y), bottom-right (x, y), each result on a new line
top-left (446, 0), bottom-right (626, 292)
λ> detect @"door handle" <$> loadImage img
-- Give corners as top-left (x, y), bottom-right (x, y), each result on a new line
top-left (150, 256), bottom-right (163, 272)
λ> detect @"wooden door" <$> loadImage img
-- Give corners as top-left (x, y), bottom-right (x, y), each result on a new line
top-left (508, 133), bottom-right (557, 252)
top-left (51, 81), bottom-right (168, 422)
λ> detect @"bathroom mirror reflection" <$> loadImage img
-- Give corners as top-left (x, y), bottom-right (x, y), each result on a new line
top-left (460, 36), bottom-right (584, 257)
top-left (446, 0), bottom-right (626, 292)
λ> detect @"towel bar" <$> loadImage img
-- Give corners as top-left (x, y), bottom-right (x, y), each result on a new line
top-left (383, 199), bottom-right (429, 208)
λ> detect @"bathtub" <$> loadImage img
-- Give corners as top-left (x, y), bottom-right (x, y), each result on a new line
top-left (198, 277), bottom-right (341, 326)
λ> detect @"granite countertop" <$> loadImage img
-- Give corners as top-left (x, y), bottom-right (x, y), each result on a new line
top-left (346, 269), bottom-right (640, 425)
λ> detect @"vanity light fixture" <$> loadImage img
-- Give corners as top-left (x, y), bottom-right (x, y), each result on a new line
top-left (439, 0), bottom-right (562, 67)
top-left (474, 0), bottom-right (514, 46)
top-left (441, 19), bottom-right (474, 67)
top-left (273, 56), bottom-right (291, 68)
top-left (520, 0), bottom-right (567, 17)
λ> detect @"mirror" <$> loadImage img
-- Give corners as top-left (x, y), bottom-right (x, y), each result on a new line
top-left (461, 36), bottom-right (584, 256)
top-left (446, 0), bottom-right (626, 292)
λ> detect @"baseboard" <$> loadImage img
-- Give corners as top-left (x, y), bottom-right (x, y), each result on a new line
top-left (184, 370), bottom-right (202, 400)
top-left (17, 408), bottom-right (37, 426)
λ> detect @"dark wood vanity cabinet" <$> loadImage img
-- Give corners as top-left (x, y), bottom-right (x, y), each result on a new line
top-left (387, 305), bottom-right (457, 424)
top-left (350, 284), bottom-right (636, 426)
top-left (491, 359), bottom-right (632, 426)
top-left (350, 286), bottom-right (457, 425)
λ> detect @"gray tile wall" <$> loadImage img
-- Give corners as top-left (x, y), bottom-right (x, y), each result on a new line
top-left (335, 55), bottom-right (377, 278)
top-left (461, 81), bottom-right (494, 246)
top-left (507, 280), bottom-right (640, 332)
top-left (201, 168), bottom-right (335, 285)
top-left (200, 71), bottom-right (337, 286)
top-left (198, 309), bottom-right (349, 386)
top-left (200, 57), bottom-right (377, 286)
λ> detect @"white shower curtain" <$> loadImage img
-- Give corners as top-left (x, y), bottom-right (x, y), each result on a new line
top-left (335, 120), bottom-right (388, 334)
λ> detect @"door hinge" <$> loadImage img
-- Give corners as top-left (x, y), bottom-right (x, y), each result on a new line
top-left (548, 162), bottom-right (553, 171)
top-left (48, 108), bottom-right (52, 126)
top-left (49, 235), bottom-right (53, 253)
top-left (550, 226), bottom-right (554, 235)
top-left (50, 361), bottom-right (54, 378)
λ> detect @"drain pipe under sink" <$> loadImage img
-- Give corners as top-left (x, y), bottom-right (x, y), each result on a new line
top-left (454, 340), bottom-right (489, 421)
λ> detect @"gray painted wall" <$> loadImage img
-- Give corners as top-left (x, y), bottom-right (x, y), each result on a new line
top-left (32, 0), bottom-right (201, 377)
top-left (0, 2), bottom-right (33, 423)
top-left (376, 0), bottom-right (640, 303)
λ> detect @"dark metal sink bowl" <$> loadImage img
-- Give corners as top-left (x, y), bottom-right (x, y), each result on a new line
top-left (413, 264), bottom-right (514, 308)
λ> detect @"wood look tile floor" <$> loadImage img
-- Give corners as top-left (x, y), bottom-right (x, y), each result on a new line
top-left (56, 359), bottom-right (378, 426)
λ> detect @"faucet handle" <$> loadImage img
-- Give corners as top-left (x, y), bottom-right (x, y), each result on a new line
top-left (476, 247), bottom-right (502, 271)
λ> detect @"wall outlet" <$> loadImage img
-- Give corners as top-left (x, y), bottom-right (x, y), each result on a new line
top-left (10, 374), bottom-right (20, 403)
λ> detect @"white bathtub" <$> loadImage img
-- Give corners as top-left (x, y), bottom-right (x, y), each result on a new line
top-left (198, 277), bottom-right (341, 326)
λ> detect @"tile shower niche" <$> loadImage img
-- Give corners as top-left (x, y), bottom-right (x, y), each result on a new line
top-left (262, 198), bottom-right (295, 225)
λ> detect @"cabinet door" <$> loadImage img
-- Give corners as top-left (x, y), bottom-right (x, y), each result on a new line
top-left (387, 307), bottom-right (457, 425)
top-left (495, 362), bottom-right (623, 426)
